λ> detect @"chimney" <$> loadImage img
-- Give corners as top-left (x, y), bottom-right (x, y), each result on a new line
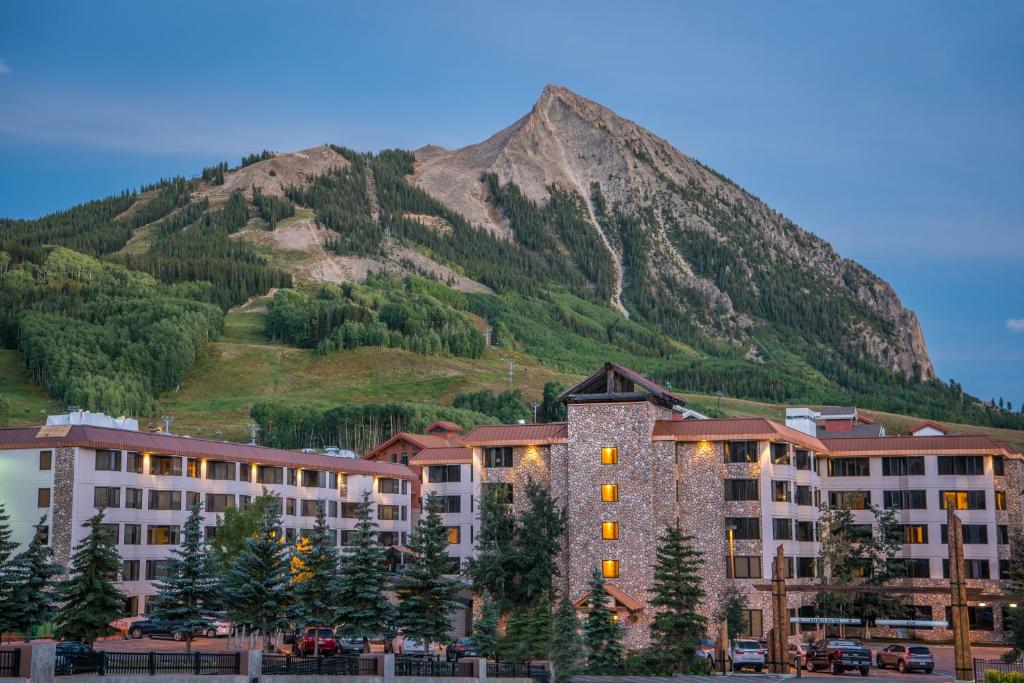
top-left (786, 408), bottom-right (819, 437)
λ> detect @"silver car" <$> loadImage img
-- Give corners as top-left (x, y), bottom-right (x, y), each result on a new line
top-left (876, 644), bottom-right (934, 673)
top-left (729, 639), bottom-right (766, 672)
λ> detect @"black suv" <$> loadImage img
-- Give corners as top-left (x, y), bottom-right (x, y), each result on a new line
top-left (805, 639), bottom-right (871, 676)
top-left (127, 619), bottom-right (194, 641)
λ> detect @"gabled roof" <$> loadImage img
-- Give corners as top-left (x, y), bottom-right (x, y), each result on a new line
top-left (906, 420), bottom-right (949, 436)
top-left (362, 431), bottom-right (460, 461)
top-left (425, 420), bottom-right (463, 434)
top-left (557, 362), bottom-right (685, 409)
top-left (572, 583), bottom-right (644, 612)
top-left (652, 418), bottom-right (827, 452)
top-left (820, 406), bottom-right (857, 418)
top-left (460, 423), bottom-right (567, 446)
top-left (0, 425), bottom-right (418, 479)
top-left (410, 446), bottom-right (472, 465)
top-left (822, 434), bottom-right (1013, 457)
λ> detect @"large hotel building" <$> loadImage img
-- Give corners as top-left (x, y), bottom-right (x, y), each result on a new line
top-left (0, 362), bottom-right (1020, 645)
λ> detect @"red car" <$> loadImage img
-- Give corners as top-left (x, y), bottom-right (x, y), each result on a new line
top-left (293, 627), bottom-right (338, 656)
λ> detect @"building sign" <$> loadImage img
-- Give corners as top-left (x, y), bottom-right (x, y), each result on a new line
top-left (789, 617), bottom-right (862, 625)
top-left (875, 619), bottom-right (949, 628)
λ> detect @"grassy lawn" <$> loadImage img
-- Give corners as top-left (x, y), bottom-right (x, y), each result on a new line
top-left (0, 349), bottom-right (61, 426)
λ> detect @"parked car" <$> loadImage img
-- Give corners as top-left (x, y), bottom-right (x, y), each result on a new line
top-left (401, 638), bottom-right (430, 657)
top-left (55, 642), bottom-right (104, 675)
top-left (876, 644), bottom-right (934, 673)
top-left (200, 616), bottom-right (232, 638)
top-left (337, 636), bottom-right (365, 654)
top-left (695, 637), bottom-right (717, 667)
top-left (729, 639), bottom-right (766, 672)
top-left (788, 642), bottom-right (810, 669)
top-left (805, 639), bottom-right (871, 676)
top-left (126, 619), bottom-right (193, 640)
top-left (293, 627), bottom-right (338, 656)
top-left (447, 637), bottom-right (479, 661)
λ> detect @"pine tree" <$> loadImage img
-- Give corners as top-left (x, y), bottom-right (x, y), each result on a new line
top-left (291, 505), bottom-right (342, 656)
top-left (149, 502), bottom-right (218, 652)
top-left (54, 511), bottom-right (125, 646)
top-left (500, 595), bottom-right (553, 663)
top-left (648, 526), bottom-right (706, 672)
top-left (517, 481), bottom-right (566, 605)
top-left (717, 591), bottom-right (747, 641)
top-left (336, 491), bottom-right (394, 650)
top-left (582, 569), bottom-right (623, 673)
top-left (396, 492), bottom-right (461, 653)
top-left (550, 594), bottom-right (581, 683)
top-left (466, 486), bottom-right (517, 611)
top-left (471, 591), bottom-right (500, 660)
top-left (8, 515), bottom-right (62, 642)
top-left (0, 503), bottom-right (20, 644)
top-left (221, 494), bottom-right (291, 651)
top-left (1003, 530), bottom-right (1024, 658)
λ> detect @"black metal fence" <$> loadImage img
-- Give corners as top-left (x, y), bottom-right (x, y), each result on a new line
top-left (263, 655), bottom-right (378, 676)
top-left (975, 658), bottom-right (1024, 682)
top-left (487, 662), bottom-right (549, 682)
top-left (0, 650), bottom-right (20, 678)
top-left (395, 656), bottom-right (473, 677)
top-left (55, 652), bottom-right (240, 676)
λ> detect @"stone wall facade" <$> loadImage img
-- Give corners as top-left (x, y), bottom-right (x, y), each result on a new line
top-left (51, 446), bottom-right (76, 566)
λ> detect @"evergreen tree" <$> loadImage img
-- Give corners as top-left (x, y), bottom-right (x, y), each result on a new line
top-left (291, 505), bottom-right (342, 656)
top-left (221, 495), bottom-right (291, 651)
top-left (336, 491), bottom-right (394, 650)
top-left (550, 594), bottom-right (581, 683)
top-left (466, 487), bottom-right (517, 611)
top-left (648, 526), bottom-right (706, 672)
top-left (54, 511), bottom-right (125, 646)
top-left (717, 591), bottom-right (747, 641)
top-left (582, 569), bottom-right (623, 673)
top-left (471, 591), bottom-right (500, 660)
top-left (1002, 530), bottom-right (1024, 659)
top-left (517, 481), bottom-right (566, 605)
top-left (541, 382), bottom-right (567, 422)
top-left (149, 503), bottom-right (218, 652)
top-left (500, 595), bottom-right (553, 664)
top-left (210, 490), bottom-right (279, 573)
top-left (0, 503), bottom-right (20, 643)
top-left (396, 492), bottom-right (461, 652)
top-left (8, 515), bottom-right (62, 642)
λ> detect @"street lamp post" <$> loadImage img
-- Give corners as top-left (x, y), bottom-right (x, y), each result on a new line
top-left (726, 524), bottom-right (737, 579)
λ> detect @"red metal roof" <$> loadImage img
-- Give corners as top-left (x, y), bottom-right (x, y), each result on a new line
top-left (409, 446), bottom-right (472, 465)
top-left (362, 432), bottom-right (460, 461)
top-left (0, 425), bottom-right (417, 480)
top-left (425, 420), bottom-right (463, 434)
top-left (822, 434), bottom-right (1012, 456)
top-left (652, 418), bottom-right (827, 452)
top-left (460, 423), bottom-right (567, 446)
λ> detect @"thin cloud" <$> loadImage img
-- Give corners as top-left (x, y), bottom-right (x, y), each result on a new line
top-left (1007, 319), bottom-right (1024, 333)
top-left (0, 60), bottom-right (10, 76)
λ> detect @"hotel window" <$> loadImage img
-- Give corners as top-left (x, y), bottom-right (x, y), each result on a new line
top-left (848, 524), bottom-right (873, 542)
top-left (286, 498), bottom-right (296, 516)
top-left (900, 558), bottom-right (931, 579)
top-left (726, 517), bottom-right (760, 540)
top-left (239, 464), bottom-right (251, 482)
top-left (827, 457), bottom-right (870, 477)
top-left (254, 466), bottom-right (281, 484)
top-left (37, 488), bottom-right (50, 508)
top-left (940, 524), bottom-right (988, 544)
top-left (937, 456), bottom-right (984, 476)
top-left (795, 485), bottom-right (813, 506)
top-left (122, 560), bottom-right (140, 581)
top-left (327, 472), bottom-right (338, 489)
top-left (147, 525), bottom-right (180, 545)
top-left (206, 494), bottom-right (236, 513)
top-left (301, 470), bottom-right (324, 488)
top-left (998, 525), bottom-right (1009, 545)
top-left (796, 557), bottom-right (817, 578)
top-left (772, 518), bottom-right (794, 540)
top-left (186, 458), bottom-right (199, 478)
top-left (94, 486), bottom-right (120, 508)
top-left (724, 441), bottom-right (758, 463)
top-left (485, 447), bottom-right (513, 468)
top-left (339, 474), bottom-right (348, 497)
top-left (993, 456), bottom-right (1005, 476)
top-left (378, 505), bottom-right (401, 521)
top-left (996, 491), bottom-right (1007, 511)
top-left (601, 447), bottom-right (618, 465)
top-left (795, 449), bottom-right (811, 470)
top-left (439, 495), bottom-right (461, 513)
top-left (740, 609), bottom-right (764, 638)
top-left (339, 530), bottom-right (355, 546)
top-left (940, 490), bottom-right (986, 510)
top-left (882, 456), bottom-right (925, 476)
top-left (601, 559), bottom-right (620, 579)
top-left (340, 502), bottom-right (358, 518)
top-left (446, 527), bottom-right (461, 544)
top-left (771, 443), bottom-right (790, 465)
top-left (601, 521), bottom-right (620, 540)
top-left (724, 479), bottom-right (759, 501)
top-left (601, 484), bottom-right (619, 503)
top-left (186, 491), bottom-right (200, 508)
top-left (100, 523), bottom-right (119, 544)
top-left (95, 450), bottom-right (122, 471)
top-left (771, 481), bottom-right (791, 503)
top-left (300, 499), bottom-right (321, 517)
top-left (205, 527), bottom-right (217, 542)
top-left (124, 524), bottom-right (141, 545)
top-left (39, 450), bottom-right (52, 470)
top-left (288, 468), bottom-right (297, 485)
top-left (149, 490), bottom-right (181, 511)
top-left (428, 465), bottom-right (461, 483)
top-left (328, 500), bottom-right (338, 517)
top-left (883, 490), bottom-right (927, 510)
top-left (828, 490), bottom-right (871, 510)
top-left (126, 452), bottom-right (143, 473)
top-left (902, 524), bottom-right (929, 544)
top-left (239, 495), bottom-right (251, 511)
top-left (944, 606), bottom-right (994, 631)
top-left (150, 455), bottom-right (182, 476)
top-left (795, 521), bottom-right (816, 542)
top-left (727, 556), bottom-right (762, 579)
top-left (378, 478), bottom-right (401, 494)
top-left (206, 461), bottom-right (235, 480)
top-left (285, 528), bottom-right (296, 543)
top-left (485, 483), bottom-right (514, 504)
top-left (145, 560), bottom-right (170, 581)
top-left (378, 531), bottom-right (399, 546)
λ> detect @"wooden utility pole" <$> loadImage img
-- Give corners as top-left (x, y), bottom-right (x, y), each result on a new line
top-left (770, 545), bottom-right (789, 674)
top-left (948, 507), bottom-right (974, 683)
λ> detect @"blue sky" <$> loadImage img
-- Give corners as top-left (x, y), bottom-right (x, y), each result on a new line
top-left (1, 1), bottom-right (1021, 408)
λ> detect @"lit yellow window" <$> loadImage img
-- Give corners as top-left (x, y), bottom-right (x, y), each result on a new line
top-left (996, 491), bottom-right (1007, 511)
top-left (446, 526), bottom-right (461, 544)
top-left (601, 484), bottom-right (619, 502)
top-left (601, 447), bottom-right (618, 465)
top-left (602, 559), bottom-right (620, 578)
top-left (601, 521), bottom-right (619, 540)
